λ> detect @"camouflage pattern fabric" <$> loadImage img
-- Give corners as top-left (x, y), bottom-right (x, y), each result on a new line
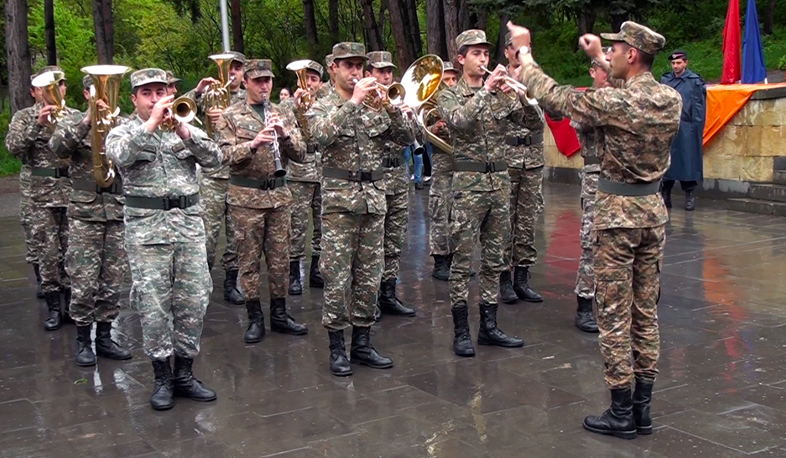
top-left (19, 167), bottom-right (38, 264)
top-left (600, 21), bottom-right (666, 56)
top-left (573, 118), bottom-right (603, 299)
top-left (428, 172), bottom-right (453, 256)
top-left (505, 167), bottom-right (543, 268)
top-left (199, 175), bottom-right (238, 271)
top-left (288, 181), bottom-right (322, 260)
top-left (29, 206), bottom-right (70, 293)
top-left (382, 190), bottom-right (408, 281)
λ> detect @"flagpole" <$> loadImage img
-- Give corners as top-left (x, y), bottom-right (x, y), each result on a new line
top-left (220, 0), bottom-right (231, 52)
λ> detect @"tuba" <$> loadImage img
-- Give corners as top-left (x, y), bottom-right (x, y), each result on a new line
top-left (160, 97), bottom-right (199, 131)
top-left (82, 65), bottom-right (130, 187)
top-left (416, 83), bottom-right (453, 154)
top-left (286, 59), bottom-right (315, 141)
top-left (204, 53), bottom-right (236, 137)
top-left (31, 70), bottom-right (67, 126)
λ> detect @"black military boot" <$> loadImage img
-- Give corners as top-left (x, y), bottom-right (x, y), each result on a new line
top-left (661, 188), bottom-right (672, 209)
top-left (432, 255), bottom-right (450, 281)
top-left (288, 260), bottom-right (303, 296)
top-left (378, 279), bottom-right (416, 316)
top-left (513, 266), bottom-right (543, 302)
top-left (477, 301), bottom-right (524, 347)
top-left (374, 305), bottom-right (382, 322)
top-left (499, 271), bottom-right (518, 304)
top-left (44, 291), bottom-right (62, 331)
top-left (350, 326), bottom-right (393, 369)
top-left (583, 387), bottom-right (637, 439)
top-left (150, 359), bottom-right (175, 411)
top-left (243, 300), bottom-right (265, 343)
top-left (451, 306), bottom-right (475, 357)
top-left (309, 255), bottom-right (324, 288)
top-left (685, 191), bottom-right (695, 211)
top-left (223, 270), bottom-right (245, 305)
top-left (633, 379), bottom-right (654, 435)
top-left (328, 330), bottom-right (352, 377)
top-left (61, 288), bottom-right (74, 324)
top-left (270, 298), bottom-right (308, 335)
top-left (75, 325), bottom-right (96, 367)
top-left (95, 322), bottom-right (132, 360)
top-left (33, 264), bottom-right (43, 298)
top-left (575, 296), bottom-right (599, 333)
top-left (173, 356), bottom-right (217, 402)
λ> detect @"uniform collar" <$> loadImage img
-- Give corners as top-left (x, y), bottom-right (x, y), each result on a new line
top-left (626, 72), bottom-right (655, 88)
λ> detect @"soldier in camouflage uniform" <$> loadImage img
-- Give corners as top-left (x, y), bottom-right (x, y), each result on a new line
top-left (18, 85), bottom-right (44, 297)
top-left (183, 51), bottom-right (247, 305)
top-left (217, 59), bottom-right (309, 344)
top-left (365, 51), bottom-right (416, 318)
top-left (437, 30), bottom-right (525, 357)
top-left (280, 60), bottom-right (325, 295)
top-left (106, 68), bottom-right (221, 411)
top-left (165, 71), bottom-right (181, 96)
top-left (315, 54), bottom-right (335, 99)
top-left (308, 42), bottom-right (414, 377)
top-left (509, 20), bottom-right (681, 439)
top-left (49, 74), bottom-right (133, 367)
top-left (6, 66), bottom-right (76, 331)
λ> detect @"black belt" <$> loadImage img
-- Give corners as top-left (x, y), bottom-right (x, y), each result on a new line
top-left (307, 145), bottom-right (317, 154)
top-left (598, 179), bottom-right (660, 196)
top-left (453, 160), bottom-right (508, 173)
top-left (583, 156), bottom-right (601, 166)
top-left (505, 133), bottom-right (544, 147)
top-left (382, 157), bottom-right (402, 168)
top-left (72, 179), bottom-right (123, 195)
top-left (322, 167), bottom-right (383, 182)
top-left (32, 167), bottom-right (69, 178)
top-left (124, 193), bottom-right (200, 210)
top-left (229, 175), bottom-right (287, 190)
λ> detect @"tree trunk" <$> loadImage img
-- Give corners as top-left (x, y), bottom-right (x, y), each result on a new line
top-left (495, 12), bottom-right (509, 64)
top-left (405, 0), bottom-right (422, 58)
top-left (610, 13), bottom-right (628, 32)
top-left (44, 0), bottom-right (57, 65)
top-left (231, 0), bottom-right (243, 53)
top-left (360, 0), bottom-right (383, 51)
top-left (458, 0), bottom-right (471, 30)
top-left (475, 9), bottom-right (487, 32)
top-left (426, 0), bottom-right (448, 60)
top-left (302, 0), bottom-right (319, 59)
top-left (763, 0), bottom-right (776, 35)
top-left (388, 0), bottom-right (415, 68)
top-left (443, 0), bottom-right (460, 60)
top-left (5, 0), bottom-right (34, 113)
top-left (329, 0), bottom-right (339, 44)
top-left (576, 9), bottom-right (596, 37)
top-left (92, 0), bottom-right (114, 64)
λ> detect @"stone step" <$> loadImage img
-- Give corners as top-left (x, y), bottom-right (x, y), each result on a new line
top-left (774, 170), bottom-right (786, 186)
top-left (727, 198), bottom-right (786, 217)
top-left (749, 183), bottom-right (786, 203)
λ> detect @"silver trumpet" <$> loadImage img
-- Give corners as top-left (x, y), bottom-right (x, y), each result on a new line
top-left (480, 65), bottom-right (538, 106)
top-left (262, 94), bottom-right (286, 178)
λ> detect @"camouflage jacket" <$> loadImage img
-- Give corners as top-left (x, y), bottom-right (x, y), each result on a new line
top-left (5, 103), bottom-right (78, 207)
top-left (382, 116), bottom-right (417, 196)
top-left (315, 82), bottom-right (334, 100)
top-left (105, 116), bottom-right (222, 245)
top-left (572, 119), bottom-right (602, 174)
top-left (217, 100), bottom-right (306, 210)
top-left (422, 109), bottom-right (453, 176)
top-left (521, 65), bottom-right (681, 229)
top-left (437, 77), bottom-right (512, 192)
top-left (49, 109), bottom-right (125, 222)
top-left (280, 97), bottom-right (321, 182)
top-left (307, 89), bottom-right (414, 215)
top-left (505, 65), bottom-right (545, 170)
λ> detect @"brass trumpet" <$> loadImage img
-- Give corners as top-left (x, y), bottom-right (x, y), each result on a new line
top-left (286, 59), bottom-right (316, 141)
top-left (480, 65), bottom-right (538, 106)
top-left (204, 53), bottom-right (236, 137)
top-left (31, 70), bottom-right (67, 126)
top-left (352, 79), bottom-right (406, 110)
top-left (160, 96), bottom-right (199, 131)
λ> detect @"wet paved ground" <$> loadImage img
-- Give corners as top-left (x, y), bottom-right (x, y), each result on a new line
top-left (1, 183), bottom-right (786, 458)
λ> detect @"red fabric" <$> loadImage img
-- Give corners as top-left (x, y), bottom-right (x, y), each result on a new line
top-left (545, 114), bottom-right (581, 157)
top-left (722, 0), bottom-right (741, 84)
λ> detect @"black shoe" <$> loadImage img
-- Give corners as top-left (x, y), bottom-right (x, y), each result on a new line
top-left (328, 330), bottom-right (352, 377)
top-left (309, 255), bottom-right (324, 288)
top-left (477, 301), bottom-right (524, 347)
top-left (575, 296), bottom-right (599, 333)
top-left (499, 271), bottom-right (518, 304)
top-left (44, 291), bottom-right (62, 331)
top-left (513, 266), bottom-right (543, 302)
top-left (661, 190), bottom-right (672, 209)
top-left (583, 388), bottom-right (637, 439)
top-left (244, 300), bottom-right (265, 343)
top-left (61, 288), bottom-right (74, 324)
top-left (374, 305), bottom-right (382, 322)
top-left (633, 379), bottom-right (654, 435)
top-left (378, 279), bottom-right (416, 317)
top-left (95, 322), bottom-right (132, 360)
top-left (451, 307), bottom-right (475, 357)
top-left (432, 255), bottom-right (450, 281)
top-left (75, 325), bottom-right (96, 367)
top-left (223, 269), bottom-right (245, 305)
top-left (150, 359), bottom-right (175, 411)
top-left (350, 327), bottom-right (393, 369)
top-left (288, 260), bottom-right (303, 296)
top-left (270, 298), bottom-right (308, 335)
top-left (173, 356), bottom-right (217, 402)
top-left (685, 191), bottom-right (695, 211)
top-left (34, 264), bottom-right (43, 298)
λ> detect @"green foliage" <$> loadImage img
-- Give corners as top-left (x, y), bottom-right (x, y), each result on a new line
top-left (0, 106), bottom-right (22, 176)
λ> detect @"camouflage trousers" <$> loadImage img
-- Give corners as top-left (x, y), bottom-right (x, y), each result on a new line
top-left (30, 205), bottom-right (69, 293)
top-left (200, 176), bottom-right (238, 272)
top-left (594, 225), bottom-right (665, 389)
top-left (449, 187), bottom-right (510, 309)
top-left (505, 167), bottom-right (543, 268)
top-left (575, 171), bottom-right (599, 299)
top-left (428, 172), bottom-right (453, 256)
top-left (19, 181), bottom-right (37, 265)
top-left (288, 181), bottom-right (322, 260)
top-left (321, 211), bottom-right (384, 330)
top-left (230, 205), bottom-right (290, 301)
top-left (127, 242), bottom-right (212, 361)
top-left (66, 219), bottom-right (127, 327)
top-left (383, 191), bottom-right (408, 281)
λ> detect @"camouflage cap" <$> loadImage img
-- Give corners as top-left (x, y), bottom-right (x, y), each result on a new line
top-left (82, 75), bottom-right (94, 90)
top-left (456, 29), bottom-right (492, 50)
top-left (130, 68), bottom-right (168, 89)
top-left (325, 54), bottom-right (335, 67)
top-left (245, 59), bottom-right (275, 79)
top-left (31, 65), bottom-right (65, 83)
top-left (443, 62), bottom-right (458, 73)
top-left (367, 51), bottom-right (397, 69)
top-left (228, 51), bottom-right (246, 64)
top-left (305, 60), bottom-right (324, 77)
top-left (165, 70), bottom-right (181, 84)
top-left (601, 21), bottom-right (666, 56)
top-left (332, 42), bottom-right (368, 61)
top-left (668, 49), bottom-right (688, 61)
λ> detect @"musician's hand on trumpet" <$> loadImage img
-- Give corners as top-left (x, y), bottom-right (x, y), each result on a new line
top-left (145, 95), bottom-right (175, 133)
top-left (37, 105), bottom-right (59, 127)
top-left (206, 107), bottom-right (224, 126)
top-left (82, 98), bottom-right (109, 126)
top-left (483, 65), bottom-right (508, 92)
top-left (194, 77), bottom-right (220, 97)
top-left (350, 77), bottom-right (378, 106)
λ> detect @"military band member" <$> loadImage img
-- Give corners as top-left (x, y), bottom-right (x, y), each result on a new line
top-left (509, 21), bottom-right (681, 439)
top-left (166, 71), bottom-right (181, 96)
top-left (217, 59), bottom-right (309, 344)
top-left (308, 42), bottom-right (414, 376)
top-left (437, 30), bottom-right (525, 357)
top-left (106, 68), bottom-right (220, 411)
top-left (6, 66), bottom-right (76, 331)
top-left (49, 75), bottom-right (132, 366)
top-left (315, 54), bottom-right (335, 99)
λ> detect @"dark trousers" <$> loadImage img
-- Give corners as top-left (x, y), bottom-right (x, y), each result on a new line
top-left (662, 180), bottom-right (697, 193)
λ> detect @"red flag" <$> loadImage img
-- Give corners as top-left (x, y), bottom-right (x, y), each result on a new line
top-left (545, 114), bottom-right (581, 157)
top-left (721, 0), bottom-right (741, 84)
